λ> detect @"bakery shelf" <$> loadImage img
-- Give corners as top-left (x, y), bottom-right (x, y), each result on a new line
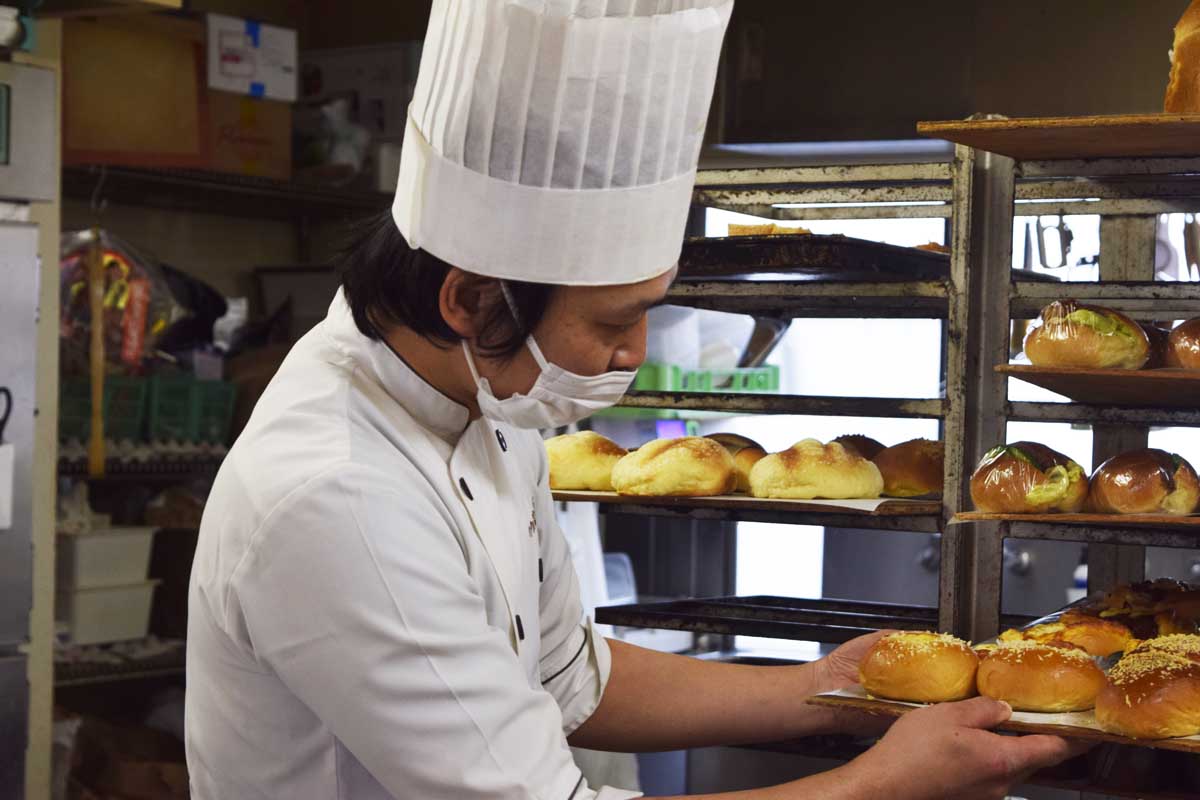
top-left (63, 165), bottom-right (391, 222)
top-left (1007, 401), bottom-right (1200, 427)
top-left (665, 279), bottom-right (949, 318)
top-left (998, 364), bottom-right (1200, 409)
top-left (55, 641), bottom-right (186, 688)
top-left (58, 457), bottom-right (223, 480)
top-left (679, 233), bottom-right (950, 279)
top-left (994, 519), bottom-right (1200, 550)
top-left (595, 596), bottom-right (1033, 645)
top-left (1010, 281), bottom-right (1200, 319)
top-left (554, 491), bottom-right (942, 533)
top-left (917, 114), bottom-right (1200, 161)
top-left (617, 391), bottom-right (944, 418)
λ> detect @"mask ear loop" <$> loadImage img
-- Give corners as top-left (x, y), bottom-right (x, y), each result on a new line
top-left (498, 280), bottom-right (551, 371)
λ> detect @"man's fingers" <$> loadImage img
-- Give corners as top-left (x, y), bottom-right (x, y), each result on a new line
top-left (924, 695), bottom-right (1012, 729)
top-left (1002, 734), bottom-right (1087, 776)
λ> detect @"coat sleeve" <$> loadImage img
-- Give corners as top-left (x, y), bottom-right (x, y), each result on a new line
top-left (231, 463), bottom-right (639, 800)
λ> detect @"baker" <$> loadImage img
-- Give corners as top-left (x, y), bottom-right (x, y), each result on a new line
top-left (185, 2), bottom-right (1084, 797)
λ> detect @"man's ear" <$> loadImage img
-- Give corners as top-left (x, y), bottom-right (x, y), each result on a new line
top-left (439, 268), bottom-right (502, 338)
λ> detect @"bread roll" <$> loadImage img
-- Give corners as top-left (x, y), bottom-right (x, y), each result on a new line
top-left (727, 223), bottom-right (812, 237)
top-left (1024, 300), bottom-right (1150, 370)
top-left (706, 433), bottom-right (767, 493)
top-left (914, 242), bottom-right (949, 254)
top-left (1096, 635), bottom-right (1200, 739)
top-left (858, 631), bottom-right (978, 703)
top-left (748, 439), bottom-right (883, 500)
top-left (831, 434), bottom-right (885, 461)
top-left (977, 641), bottom-right (1105, 712)
top-left (999, 614), bottom-right (1134, 658)
top-left (1165, 0), bottom-right (1200, 112)
top-left (874, 439), bottom-right (944, 498)
top-left (1087, 449), bottom-right (1200, 516)
top-left (611, 437), bottom-right (736, 497)
top-left (1166, 318), bottom-right (1200, 369)
top-left (1143, 323), bottom-right (1173, 369)
top-left (969, 442), bottom-right (1088, 513)
top-left (544, 431), bottom-right (627, 491)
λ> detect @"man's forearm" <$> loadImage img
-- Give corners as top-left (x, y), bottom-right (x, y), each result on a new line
top-left (568, 639), bottom-right (851, 752)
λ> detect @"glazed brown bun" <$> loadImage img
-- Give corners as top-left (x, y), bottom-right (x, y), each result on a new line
top-left (611, 437), bottom-right (736, 497)
top-left (977, 641), bottom-right (1105, 712)
top-left (748, 439), bottom-right (883, 500)
top-left (1096, 635), bottom-right (1200, 739)
top-left (544, 431), bottom-right (627, 491)
top-left (1166, 318), bottom-right (1200, 369)
top-left (1143, 323), bottom-right (1173, 369)
top-left (1165, 0), bottom-right (1200, 111)
top-left (832, 434), bottom-right (886, 461)
top-left (1087, 449), bottom-right (1200, 516)
top-left (1024, 300), bottom-right (1150, 370)
top-left (999, 613), bottom-right (1135, 658)
top-left (706, 433), bottom-right (767, 493)
top-left (969, 442), bottom-right (1089, 513)
top-left (873, 439), bottom-right (944, 498)
top-left (858, 631), bottom-right (978, 703)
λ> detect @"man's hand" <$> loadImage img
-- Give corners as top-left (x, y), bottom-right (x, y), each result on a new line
top-left (813, 630), bottom-right (891, 692)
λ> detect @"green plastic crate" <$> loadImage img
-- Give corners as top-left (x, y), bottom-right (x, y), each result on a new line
top-left (148, 375), bottom-right (200, 442)
top-left (682, 365), bottom-right (780, 393)
top-left (594, 362), bottom-right (682, 421)
top-left (196, 380), bottom-right (237, 444)
top-left (58, 376), bottom-right (148, 442)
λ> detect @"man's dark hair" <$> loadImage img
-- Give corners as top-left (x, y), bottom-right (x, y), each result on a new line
top-left (338, 213), bottom-right (554, 359)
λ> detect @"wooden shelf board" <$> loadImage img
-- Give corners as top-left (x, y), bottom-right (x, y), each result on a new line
top-left (998, 364), bottom-right (1200, 409)
top-left (918, 114), bottom-right (1200, 161)
top-left (955, 511), bottom-right (1200, 530)
top-left (552, 490), bottom-right (940, 517)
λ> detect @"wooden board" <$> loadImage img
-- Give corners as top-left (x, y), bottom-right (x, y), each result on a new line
top-left (551, 490), bottom-right (940, 517)
top-left (998, 364), bottom-right (1200, 408)
top-left (806, 693), bottom-right (1200, 754)
top-left (955, 511), bottom-right (1200, 530)
top-left (917, 114), bottom-right (1200, 161)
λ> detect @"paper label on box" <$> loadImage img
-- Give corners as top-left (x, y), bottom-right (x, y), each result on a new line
top-left (207, 14), bottom-right (297, 102)
top-left (0, 443), bottom-right (13, 530)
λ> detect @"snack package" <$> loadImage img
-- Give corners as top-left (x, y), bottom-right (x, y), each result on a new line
top-left (969, 442), bottom-right (1089, 513)
top-left (59, 230), bottom-right (185, 376)
top-left (1023, 300), bottom-right (1150, 370)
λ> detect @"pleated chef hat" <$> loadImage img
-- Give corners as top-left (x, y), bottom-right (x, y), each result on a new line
top-left (394, 0), bottom-right (734, 286)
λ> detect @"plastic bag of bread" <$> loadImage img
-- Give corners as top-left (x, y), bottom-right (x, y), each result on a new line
top-left (997, 613), bottom-right (1134, 658)
top-left (977, 640), bottom-right (1106, 713)
top-left (705, 433), bottom-right (766, 493)
top-left (1023, 300), bottom-right (1150, 370)
top-left (858, 631), bottom-right (978, 703)
top-left (1096, 634), bottom-right (1200, 739)
top-left (748, 439), bottom-right (883, 500)
top-left (1143, 322), bottom-right (1173, 369)
top-left (873, 438), bottom-right (943, 498)
top-left (1166, 0), bottom-right (1200, 111)
top-left (611, 436), bottom-right (735, 497)
top-left (970, 442), bottom-right (1088, 513)
top-left (1166, 318), bottom-right (1200, 369)
top-left (1087, 449), bottom-right (1200, 516)
top-left (544, 431), bottom-right (627, 491)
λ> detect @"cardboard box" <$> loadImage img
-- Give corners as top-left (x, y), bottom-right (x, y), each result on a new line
top-left (207, 13), bottom-right (298, 102)
top-left (63, 16), bottom-right (292, 180)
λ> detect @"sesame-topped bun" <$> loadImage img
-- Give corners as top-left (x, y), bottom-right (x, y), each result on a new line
top-left (977, 641), bottom-right (1105, 712)
top-left (706, 433), bottom-right (767, 493)
top-left (1096, 635), bottom-right (1200, 739)
top-left (544, 431), bottom-right (627, 491)
top-left (873, 438), bottom-right (944, 498)
top-left (749, 439), bottom-right (884, 500)
top-left (858, 631), bottom-right (979, 703)
top-left (1087, 449), bottom-right (1200, 516)
top-left (998, 613), bottom-right (1135, 658)
top-left (831, 434), bottom-right (886, 461)
top-left (610, 437), bottom-right (736, 497)
top-left (1024, 300), bottom-right (1150, 370)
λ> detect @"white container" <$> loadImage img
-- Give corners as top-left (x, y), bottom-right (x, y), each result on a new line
top-left (57, 580), bottom-right (160, 646)
top-left (56, 527), bottom-right (156, 590)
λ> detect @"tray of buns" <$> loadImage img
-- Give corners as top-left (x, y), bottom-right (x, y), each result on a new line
top-left (998, 365), bottom-right (1200, 409)
top-left (918, 113), bottom-right (1200, 161)
top-left (809, 580), bottom-right (1200, 752)
top-left (552, 490), bottom-right (941, 517)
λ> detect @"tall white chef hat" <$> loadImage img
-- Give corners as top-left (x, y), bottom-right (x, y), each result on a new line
top-left (394, 0), bottom-right (734, 287)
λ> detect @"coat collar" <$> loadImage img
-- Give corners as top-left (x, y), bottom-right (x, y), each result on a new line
top-left (322, 290), bottom-right (470, 445)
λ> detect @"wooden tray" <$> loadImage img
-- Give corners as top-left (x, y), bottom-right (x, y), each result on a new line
top-left (998, 364), bottom-right (1200, 408)
top-left (917, 114), bottom-right (1200, 161)
top-left (807, 692), bottom-right (1200, 754)
top-left (551, 490), bottom-right (940, 517)
top-left (954, 511), bottom-right (1200, 530)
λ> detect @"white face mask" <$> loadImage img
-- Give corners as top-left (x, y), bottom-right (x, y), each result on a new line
top-left (461, 308), bottom-right (636, 430)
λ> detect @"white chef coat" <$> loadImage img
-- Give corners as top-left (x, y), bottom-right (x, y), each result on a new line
top-left (185, 291), bottom-right (640, 800)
